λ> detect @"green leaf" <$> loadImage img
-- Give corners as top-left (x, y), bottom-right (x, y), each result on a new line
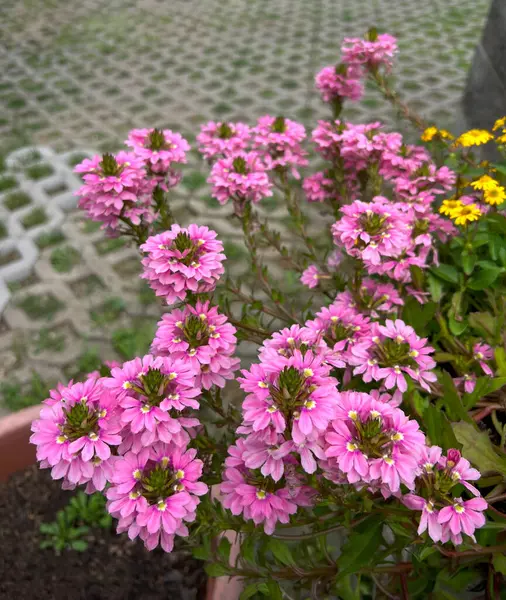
top-left (265, 581), bottom-right (283, 600)
top-left (240, 535), bottom-right (256, 564)
top-left (424, 405), bottom-right (461, 450)
top-left (267, 538), bottom-right (295, 566)
top-left (448, 313), bottom-right (467, 336)
top-left (467, 266), bottom-right (503, 290)
top-left (495, 348), bottom-right (506, 377)
top-left (430, 264), bottom-right (459, 284)
top-left (468, 311), bottom-right (496, 339)
top-left (439, 371), bottom-right (472, 422)
top-left (402, 299), bottom-right (436, 335)
top-left (427, 273), bottom-right (444, 302)
top-left (419, 546), bottom-right (438, 561)
top-left (493, 553), bottom-right (506, 575)
top-left (217, 537), bottom-right (232, 562)
top-left (71, 540), bottom-right (88, 552)
top-left (239, 583), bottom-right (265, 599)
top-left (205, 563), bottom-right (231, 577)
top-left (192, 545), bottom-right (211, 561)
top-left (336, 516), bottom-right (383, 580)
top-left (453, 421), bottom-right (506, 477)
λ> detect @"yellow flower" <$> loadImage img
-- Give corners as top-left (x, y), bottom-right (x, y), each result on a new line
top-left (421, 126), bottom-right (438, 142)
top-left (493, 117), bottom-right (506, 131)
top-left (484, 185), bottom-right (506, 205)
top-left (439, 198), bottom-right (463, 216)
top-left (456, 129), bottom-right (493, 147)
top-left (470, 175), bottom-right (500, 191)
top-left (451, 203), bottom-right (482, 226)
top-left (496, 133), bottom-right (506, 144)
top-left (439, 129), bottom-right (454, 140)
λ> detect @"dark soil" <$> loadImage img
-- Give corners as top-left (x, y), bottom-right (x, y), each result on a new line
top-left (0, 465), bottom-right (207, 600)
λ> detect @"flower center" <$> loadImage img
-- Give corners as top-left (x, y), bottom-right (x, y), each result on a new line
top-left (217, 122), bottom-right (234, 139)
top-left (61, 400), bottom-right (101, 442)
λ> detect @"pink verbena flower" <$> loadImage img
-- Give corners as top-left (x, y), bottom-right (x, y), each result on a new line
top-left (239, 350), bottom-right (338, 443)
top-left (140, 224), bottom-right (226, 303)
top-left (197, 121), bottom-right (251, 159)
top-left (151, 300), bottom-right (240, 389)
top-left (74, 152), bottom-right (155, 235)
top-left (107, 443), bottom-right (207, 552)
top-left (332, 198), bottom-right (411, 266)
top-left (303, 171), bottom-right (336, 203)
top-left (30, 378), bottom-right (121, 490)
top-left (438, 497), bottom-right (487, 544)
top-left (342, 33), bottom-right (398, 71)
top-left (350, 319), bottom-right (436, 392)
top-left (305, 302), bottom-right (371, 368)
top-left (104, 355), bottom-right (200, 452)
top-left (325, 392), bottom-right (425, 492)
top-left (315, 64), bottom-right (363, 103)
top-left (126, 128), bottom-right (190, 174)
top-left (208, 151), bottom-right (273, 205)
top-left (252, 116), bottom-right (308, 176)
top-left (300, 265), bottom-right (322, 289)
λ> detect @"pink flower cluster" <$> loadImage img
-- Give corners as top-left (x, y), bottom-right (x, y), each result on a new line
top-left (197, 121), bottom-right (251, 159)
top-left (404, 448), bottom-right (487, 545)
top-left (74, 152), bottom-right (156, 235)
top-left (32, 356), bottom-right (208, 552)
top-left (342, 33), bottom-right (398, 72)
top-left (151, 300), bottom-right (240, 389)
top-left (315, 65), bottom-right (363, 104)
top-left (126, 128), bottom-right (190, 179)
top-left (140, 224), bottom-right (226, 304)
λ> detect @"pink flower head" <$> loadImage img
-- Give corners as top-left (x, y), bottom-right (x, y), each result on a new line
top-left (349, 319), bottom-right (436, 392)
top-left (140, 224), bottom-right (226, 304)
top-left (126, 128), bottom-right (190, 174)
top-left (151, 300), bottom-right (240, 389)
top-left (258, 324), bottom-right (328, 366)
top-left (238, 350), bottom-right (338, 442)
top-left (303, 171), bottom-right (337, 203)
top-left (342, 33), bottom-right (398, 71)
top-left (197, 121), bottom-right (251, 159)
top-left (305, 302), bottom-right (371, 368)
top-left (208, 151), bottom-right (273, 205)
top-left (439, 450), bottom-right (481, 496)
top-left (30, 378), bottom-right (121, 489)
top-left (473, 343), bottom-right (494, 376)
top-left (438, 497), bottom-right (487, 543)
top-left (300, 264), bottom-right (322, 289)
top-left (74, 152), bottom-right (154, 235)
top-left (107, 443), bottom-right (207, 552)
top-left (104, 354), bottom-right (200, 452)
top-left (315, 64), bottom-right (363, 103)
top-left (332, 198), bottom-right (411, 267)
top-left (252, 116), bottom-right (308, 176)
top-left (325, 392), bottom-right (425, 492)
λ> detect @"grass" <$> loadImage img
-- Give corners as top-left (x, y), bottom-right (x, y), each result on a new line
top-left (25, 164), bottom-right (54, 181)
top-left (4, 191), bottom-right (31, 211)
top-left (94, 237), bottom-right (127, 255)
top-left (36, 230), bottom-right (65, 249)
top-left (69, 274), bottom-right (104, 297)
top-left (17, 293), bottom-right (65, 320)
top-left (0, 223), bottom-right (7, 239)
top-left (64, 349), bottom-right (104, 381)
top-left (33, 327), bottom-right (66, 354)
top-left (67, 152), bottom-right (90, 167)
top-left (0, 372), bottom-right (49, 411)
top-left (22, 207), bottom-right (47, 228)
top-left (112, 319), bottom-right (156, 361)
top-left (183, 171), bottom-right (207, 192)
top-left (90, 297), bottom-right (126, 326)
top-left (138, 281), bottom-right (157, 306)
top-left (50, 245), bottom-right (81, 273)
top-left (0, 175), bottom-right (17, 192)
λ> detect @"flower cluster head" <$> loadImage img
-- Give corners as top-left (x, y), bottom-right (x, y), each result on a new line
top-left (107, 443), bottom-right (207, 552)
top-left (325, 391), bottom-right (425, 493)
top-left (74, 152), bottom-right (155, 235)
top-left (152, 300), bottom-right (240, 389)
top-left (421, 126), bottom-right (454, 143)
top-left (197, 121), bottom-right (251, 160)
top-left (439, 198), bottom-right (482, 226)
top-left (455, 129), bottom-right (493, 148)
top-left (141, 224), bottom-right (226, 304)
top-left (126, 128), bottom-right (190, 178)
top-left (341, 31), bottom-right (398, 72)
top-left (238, 350), bottom-right (338, 443)
top-left (349, 319), bottom-right (436, 392)
top-left (220, 439), bottom-right (315, 534)
top-left (315, 64), bottom-right (363, 104)
top-left (252, 116), bottom-right (308, 176)
top-left (332, 198), bottom-right (411, 267)
top-left (333, 279), bottom-right (404, 318)
top-left (31, 378), bottom-right (122, 493)
top-left (208, 151), bottom-right (273, 206)
top-left (404, 447), bottom-right (487, 545)
top-left (104, 354), bottom-right (201, 452)
top-left (302, 171), bottom-right (337, 203)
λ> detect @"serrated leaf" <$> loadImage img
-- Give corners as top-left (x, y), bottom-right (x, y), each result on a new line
top-left (205, 563), bottom-right (231, 577)
top-left (239, 583), bottom-right (266, 599)
top-left (453, 421), bottom-right (506, 477)
top-left (217, 536), bottom-right (232, 562)
top-left (267, 538), bottom-right (295, 566)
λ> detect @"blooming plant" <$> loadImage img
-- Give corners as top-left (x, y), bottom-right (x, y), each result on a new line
top-left (31, 28), bottom-right (506, 598)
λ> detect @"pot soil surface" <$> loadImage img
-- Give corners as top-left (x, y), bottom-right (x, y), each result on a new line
top-left (0, 465), bottom-right (206, 599)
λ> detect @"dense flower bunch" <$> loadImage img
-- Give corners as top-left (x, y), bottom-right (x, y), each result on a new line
top-left (37, 28), bottom-right (506, 597)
